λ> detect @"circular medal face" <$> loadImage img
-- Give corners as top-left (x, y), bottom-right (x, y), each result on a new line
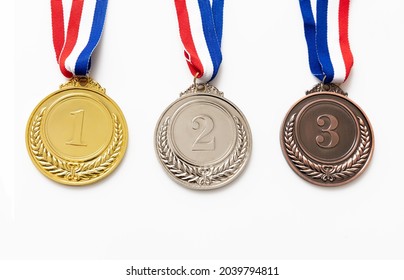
top-left (155, 85), bottom-right (252, 190)
top-left (26, 78), bottom-right (128, 186)
top-left (281, 91), bottom-right (374, 186)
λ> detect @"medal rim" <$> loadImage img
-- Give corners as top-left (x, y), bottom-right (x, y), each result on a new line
top-left (280, 91), bottom-right (374, 187)
top-left (154, 91), bottom-right (252, 190)
top-left (26, 82), bottom-right (128, 186)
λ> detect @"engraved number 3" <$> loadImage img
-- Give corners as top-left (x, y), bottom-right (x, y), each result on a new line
top-left (66, 109), bottom-right (87, 147)
top-left (192, 115), bottom-right (215, 151)
top-left (316, 114), bottom-right (339, 148)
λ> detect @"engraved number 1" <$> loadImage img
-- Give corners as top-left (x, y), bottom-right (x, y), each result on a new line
top-left (66, 109), bottom-right (87, 146)
top-left (192, 115), bottom-right (215, 151)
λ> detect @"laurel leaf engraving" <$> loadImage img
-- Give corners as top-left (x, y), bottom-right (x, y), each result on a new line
top-left (29, 108), bottom-right (123, 183)
top-left (284, 113), bottom-right (371, 183)
top-left (157, 116), bottom-right (249, 187)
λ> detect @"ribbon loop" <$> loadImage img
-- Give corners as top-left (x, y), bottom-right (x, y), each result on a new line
top-left (175, 0), bottom-right (224, 83)
top-left (51, 0), bottom-right (108, 78)
top-left (299, 0), bottom-right (353, 84)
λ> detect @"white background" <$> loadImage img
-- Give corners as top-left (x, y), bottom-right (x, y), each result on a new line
top-left (1, 0), bottom-right (404, 261)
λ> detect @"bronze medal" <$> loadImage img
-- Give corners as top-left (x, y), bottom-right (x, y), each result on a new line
top-left (286, 0), bottom-right (374, 186)
top-left (281, 83), bottom-right (374, 186)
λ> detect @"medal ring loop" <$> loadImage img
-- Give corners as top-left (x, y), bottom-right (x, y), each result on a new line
top-left (74, 74), bottom-right (91, 87)
top-left (320, 75), bottom-right (327, 91)
top-left (192, 72), bottom-right (207, 93)
top-left (193, 72), bottom-right (200, 87)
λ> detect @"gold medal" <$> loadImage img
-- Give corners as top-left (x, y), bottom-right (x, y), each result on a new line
top-left (26, 77), bottom-right (128, 185)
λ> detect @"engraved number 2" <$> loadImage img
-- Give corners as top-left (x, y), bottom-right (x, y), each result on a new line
top-left (316, 114), bottom-right (339, 148)
top-left (66, 109), bottom-right (87, 146)
top-left (191, 115), bottom-right (215, 151)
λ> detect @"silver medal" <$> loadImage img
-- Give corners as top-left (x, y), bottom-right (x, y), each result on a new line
top-left (155, 83), bottom-right (252, 190)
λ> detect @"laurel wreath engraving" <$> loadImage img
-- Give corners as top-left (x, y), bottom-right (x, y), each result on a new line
top-left (157, 116), bottom-right (248, 187)
top-left (29, 108), bottom-right (123, 182)
top-left (284, 113), bottom-right (371, 182)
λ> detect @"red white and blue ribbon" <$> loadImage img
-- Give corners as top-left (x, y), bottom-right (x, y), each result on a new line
top-left (175, 0), bottom-right (224, 83)
top-left (51, 0), bottom-right (108, 78)
top-left (299, 0), bottom-right (353, 84)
